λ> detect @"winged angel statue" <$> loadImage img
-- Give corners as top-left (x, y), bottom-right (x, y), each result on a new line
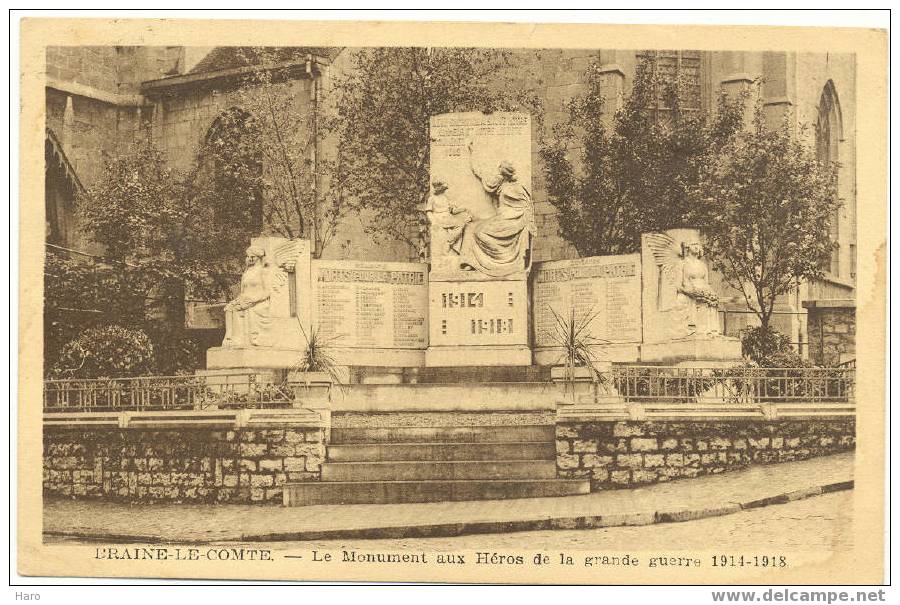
top-left (645, 233), bottom-right (721, 338)
top-left (223, 240), bottom-right (302, 348)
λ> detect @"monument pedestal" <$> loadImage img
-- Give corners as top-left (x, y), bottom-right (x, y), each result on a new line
top-left (639, 336), bottom-right (742, 365)
top-left (425, 344), bottom-right (532, 367)
top-left (425, 276), bottom-right (530, 367)
top-left (206, 346), bottom-right (302, 370)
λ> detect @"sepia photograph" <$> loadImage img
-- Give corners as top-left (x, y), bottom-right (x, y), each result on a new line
top-left (15, 13), bottom-right (888, 587)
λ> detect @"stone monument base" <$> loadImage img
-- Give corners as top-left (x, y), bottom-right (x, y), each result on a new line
top-left (206, 347), bottom-right (301, 370)
top-left (639, 336), bottom-right (742, 365)
top-left (328, 347), bottom-right (425, 368)
top-left (425, 345), bottom-right (532, 367)
top-left (208, 346), bottom-right (426, 370)
top-left (533, 343), bottom-right (640, 366)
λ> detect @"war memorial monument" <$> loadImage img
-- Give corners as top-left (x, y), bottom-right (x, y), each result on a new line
top-left (43, 111), bottom-right (854, 508)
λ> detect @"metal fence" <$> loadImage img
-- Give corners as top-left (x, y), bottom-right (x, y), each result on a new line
top-left (43, 374), bottom-right (295, 413)
top-left (587, 365), bottom-right (854, 405)
top-left (43, 365), bottom-right (855, 413)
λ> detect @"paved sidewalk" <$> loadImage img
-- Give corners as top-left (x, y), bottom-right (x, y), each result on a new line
top-left (44, 453), bottom-right (853, 543)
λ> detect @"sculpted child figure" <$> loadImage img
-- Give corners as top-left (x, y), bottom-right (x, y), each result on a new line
top-left (423, 179), bottom-right (471, 266)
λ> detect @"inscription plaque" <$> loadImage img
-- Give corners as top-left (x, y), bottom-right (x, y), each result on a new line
top-left (429, 280), bottom-right (528, 348)
top-left (532, 255), bottom-right (642, 346)
top-left (312, 260), bottom-right (428, 350)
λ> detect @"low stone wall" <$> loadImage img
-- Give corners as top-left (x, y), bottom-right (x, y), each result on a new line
top-left (44, 426), bottom-right (325, 504)
top-left (556, 419), bottom-right (855, 490)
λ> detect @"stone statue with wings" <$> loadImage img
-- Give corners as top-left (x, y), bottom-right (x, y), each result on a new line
top-left (645, 232), bottom-right (720, 337)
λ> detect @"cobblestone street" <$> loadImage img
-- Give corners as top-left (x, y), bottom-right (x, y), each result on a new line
top-left (46, 491), bottom-right (853, 557)
top-left (250, 491), bottom-right (852, 553)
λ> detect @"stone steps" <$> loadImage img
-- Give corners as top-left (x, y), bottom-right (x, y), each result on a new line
top-left (321, 459), bottom-right (558, 481)
top-left (347, 365), bottom-right (552, 384)
top-left (326, 441), bottom-right (555, 462)
top-left (330, 425), bottom-right (556, 444)
top-left (411, 365), bottom-right (552, 384)
top-left (282, 421), bottom-right (590, 506)
top-left (283, 479), bottom-right (590, 506)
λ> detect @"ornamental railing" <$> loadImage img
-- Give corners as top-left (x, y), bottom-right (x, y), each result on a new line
top-left (574, 365), bottom-right (855, 405)
top-left (43, 374), bottom-right (295, 413)
top-left (43, 365), bottom-right (855, 413)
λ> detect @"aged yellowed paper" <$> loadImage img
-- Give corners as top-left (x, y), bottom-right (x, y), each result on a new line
top-left (19, 17), bottom-right (887, 584)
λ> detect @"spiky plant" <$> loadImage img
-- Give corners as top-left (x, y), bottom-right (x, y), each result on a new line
top-left (292, 324), bottom-right (345, 388)
top-left (546, 305), bottom-right (610, 399)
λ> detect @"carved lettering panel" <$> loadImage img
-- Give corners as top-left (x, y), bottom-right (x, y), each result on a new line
top-left (312, 260), bottom-right (428, 350)
top-left (429, 280), bottom-right (528, 347)
top-left (532, 255), bottom-right (642, 347)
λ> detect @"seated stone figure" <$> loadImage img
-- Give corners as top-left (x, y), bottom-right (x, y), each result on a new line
top-left (459, 144), bottom-right (534, 277)
top-left (646, 232), bottom-right (721, 338)
top-left (222, 245), bottom-right (274, 348)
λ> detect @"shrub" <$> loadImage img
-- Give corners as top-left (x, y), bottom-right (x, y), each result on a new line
top-left (740, 326), bottom-right (793, 366)
top-left (52, 326), bottom-right (156, 379)
top-left (614, 367), bottom-right (716, 404)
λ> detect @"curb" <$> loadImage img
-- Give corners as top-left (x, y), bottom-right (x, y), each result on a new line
top-left (44, 479), bottom-right (853, 545)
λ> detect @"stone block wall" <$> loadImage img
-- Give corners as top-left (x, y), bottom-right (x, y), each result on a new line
top-left (44, 426), bottom-right (325, 504)
top-left (804, 301), bottom-right (856, 366)
top-left (556, 419), bottom-right (855, 490)
top-left (504, 49), bottom-right (596, 263)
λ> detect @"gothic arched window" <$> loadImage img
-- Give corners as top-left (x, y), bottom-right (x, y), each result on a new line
top-left (198, 107), bottom-right (264, 232)
top-left (45, 128), bottom-right (82, 247)
top-left (815, 81), bottom-right (842, 277)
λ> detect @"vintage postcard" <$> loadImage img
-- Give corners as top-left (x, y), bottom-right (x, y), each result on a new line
top-left (17, 17), bottom-right (888, 585)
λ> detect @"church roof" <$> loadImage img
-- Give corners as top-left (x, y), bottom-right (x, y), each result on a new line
top-left (188, 46), bottom-right (341, 75)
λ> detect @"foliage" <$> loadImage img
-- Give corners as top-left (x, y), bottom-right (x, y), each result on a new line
top-left (293, 324), bottom-right (344, 386)
top-left (147, 329), bottom-right (203, 376)
top-left (545, 305), bottom-right (611, 401)
top-left (694, 97), bottom-right (840, 334)
top-left (541, 55), bottom-right (747, 256)
top-left (331, 47), bottom-right (539, 252)
top-left (740, 325), bottom-right (793, 366)
top-left (614, 368), bottom-right (716, 404)
top-left (43, 248), bottom-right (146, 372)
top-left (70, 140), bottom-right (241, 377)
top-left (547, 306), bottom-right (607, 378)
top-left (77, 140), bottom-right (239, 305)
top-left (52, 326), bottom-right (156, 379)
top-left (716, 360), bottom-right (849, 403)
top-left (193, 47), bottom-right (346, 257)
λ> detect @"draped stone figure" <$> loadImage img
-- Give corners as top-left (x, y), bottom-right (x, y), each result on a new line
top-left (645, 233), bottom-right (720, 338)
top-left (222, 245), bottom-right (273, 348)
top-left (458, 142), bottom-right (534, 278)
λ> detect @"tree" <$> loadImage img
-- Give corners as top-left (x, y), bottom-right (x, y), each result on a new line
top-left (43, 248), bottom-right (146, 373)
top-left (331, 47), bottom-right (537, 253)
top-left (52, 325), bottom-right (156, 379)
top-left (541, 55), bottom-right (746, 256)
top-left (195, 47), bottom-right (345, 258)
top-left (694, 101), bottom-right (840, 337)
top-left (76, 140), bottom-right (241, 373)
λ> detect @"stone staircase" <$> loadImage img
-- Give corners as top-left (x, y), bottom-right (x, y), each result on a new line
top-left (283, 424), bottom-right (590, 506)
